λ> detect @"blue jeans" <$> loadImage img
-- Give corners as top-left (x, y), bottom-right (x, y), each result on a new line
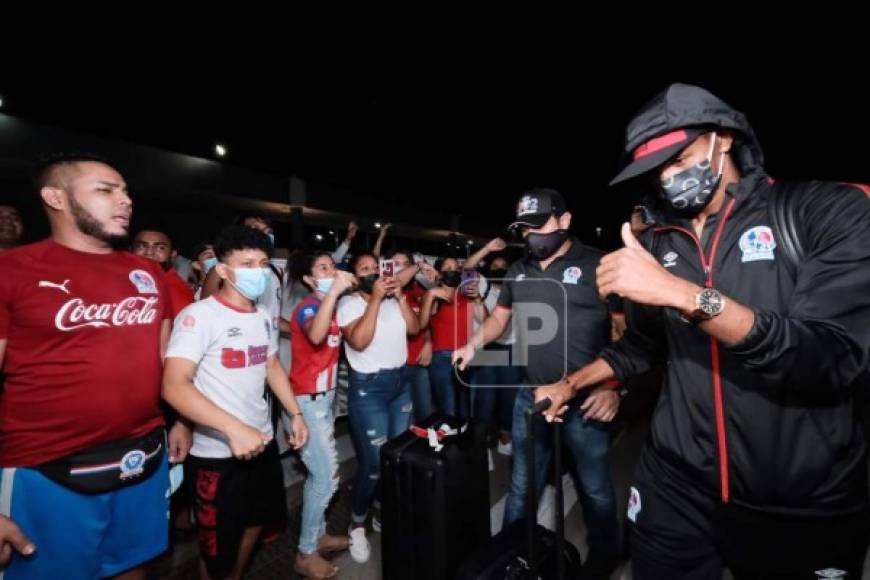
top-left (428, 350), bottom-right (471, 418)
top-left (402, 364), bottom-right (433, 422)
top-left (348, 367), bottom-right (413, 523)
top-left (471, 343), bottom-right (521, 434)
top-left (503, 387), bottom-right (619, 557)
top-left (291, 390), bottom-right (339, 554)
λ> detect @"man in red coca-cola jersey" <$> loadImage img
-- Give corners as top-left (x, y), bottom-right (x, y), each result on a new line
top-left (0, 153), bottom-right (191, 580)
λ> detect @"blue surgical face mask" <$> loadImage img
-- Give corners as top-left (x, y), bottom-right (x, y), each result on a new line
top-left (316, 277), bottom-right (335, 294)
top-left (228, 267), bottom-right (270, 301)
top-left (202, 257), bottom-right (218, 275)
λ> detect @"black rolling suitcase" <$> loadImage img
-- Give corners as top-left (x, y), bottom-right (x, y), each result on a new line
top-left (456, 399), bottom-right (583, 579)
top-left (380, 413), bottom-right (491, 580)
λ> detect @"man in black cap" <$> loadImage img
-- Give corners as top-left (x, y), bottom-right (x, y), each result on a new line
top-left (454, 188), bottom-right (621, 577)
top-left (535, 83), bottom-right (870, 578)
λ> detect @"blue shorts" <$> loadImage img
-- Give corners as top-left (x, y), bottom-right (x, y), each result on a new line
top-left (0, 452), bottom-right (170, 579)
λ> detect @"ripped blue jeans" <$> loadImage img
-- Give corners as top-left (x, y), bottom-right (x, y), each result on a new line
top-left (291, 390), bottom-right (339, 554)
top-left (347, 367), bottom-right (413, 523)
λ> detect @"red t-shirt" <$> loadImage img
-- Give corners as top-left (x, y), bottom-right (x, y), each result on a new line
top-left (430, 292), bottom-right (473, 353)
top-left (165, 268), bottom-right (194, 320)
top-left (0, 240), bottom-right (168, 466)
top-left (289, 295), bottom-right (341, 396)
top-left (405, 283), bottom-right (428, 366)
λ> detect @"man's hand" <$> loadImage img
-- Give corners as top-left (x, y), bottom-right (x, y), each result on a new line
top-left (534, 380), bottom-right (576, 423)
top-left (597, 223), bottom-right (698, 310)
top-left (168, 420), bottom-right (192, 464)
top-left (580, 387), bottom-right (620, 422)
top-left (452, 343), bottom-right (477, 371)
top-left (226, 421), bottom-right (272, 460)
top-left (0, 515), bottom-right (35, 565)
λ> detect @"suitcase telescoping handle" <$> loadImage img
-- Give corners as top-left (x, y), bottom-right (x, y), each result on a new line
top-left (526, 397), bottom-right (549, 577)
top-left (525, 397), bottom-right (567, 579)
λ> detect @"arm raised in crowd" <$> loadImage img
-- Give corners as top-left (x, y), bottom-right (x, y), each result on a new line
top-left (372, 223), bottom-right (392, 258)
top-left (332, 220), bottom-right (358, 264)
top-left (465, 238), bottom-right (507, 270)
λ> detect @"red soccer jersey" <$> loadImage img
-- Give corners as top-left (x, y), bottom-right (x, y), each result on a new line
top-left (289, 295), bottom-right (341, 396)
top-left (430, 293), bottom-right (473, 353)
top-left (164, 268), bottom-right (194, 320)
top-left (0, 240), bottom-right (168, 467)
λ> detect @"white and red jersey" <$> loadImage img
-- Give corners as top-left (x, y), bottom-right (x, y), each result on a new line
top-left (0, 239), bottom-right (168, 467)
top-left (166, 294), bottom-right (278, 459)
top-left (289, 295), bottom-right (341, 396)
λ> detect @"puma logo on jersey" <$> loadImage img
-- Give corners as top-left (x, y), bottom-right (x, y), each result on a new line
top-left (39, 280), bottom-right (71, 294)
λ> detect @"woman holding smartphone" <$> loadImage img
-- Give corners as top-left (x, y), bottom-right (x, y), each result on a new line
top-left (336, 252), bottom-right (420, 563)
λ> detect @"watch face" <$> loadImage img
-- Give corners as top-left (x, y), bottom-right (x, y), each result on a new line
top-left (699, 289), bottom-right (723, 315)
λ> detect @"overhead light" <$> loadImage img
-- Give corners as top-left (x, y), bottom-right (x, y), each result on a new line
top-left (467, 240), bottom-right (474, 246)
top-left (328, 230), bottom-right (335, 235)
top-left (315, 234), bottom-right (324, 241)
top-left (0, 96), bottom-right (4, 109)
top-left (375, 222), bottom-right (382, 229)
top-left (595, 227), bottom-right (603, 237)
top-left (214, 144), bottom-right (227, 157)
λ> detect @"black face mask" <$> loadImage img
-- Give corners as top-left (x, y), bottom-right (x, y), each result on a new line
top-left (526, 230), bottom-right (569, 261)
top-left (440, 270), bottom-right (462, 288)
top-left (656, 131), bottom-right (725, 217)
top-left (358, 273), bottom-right (379, 294)
top-left (488, 268), bottom-right (508, 280)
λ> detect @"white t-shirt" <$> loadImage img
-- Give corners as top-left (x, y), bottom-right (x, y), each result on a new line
top-left (336, 293), bottom-right (407, 373)
top-left (166, 295), bottom-right (278, 458)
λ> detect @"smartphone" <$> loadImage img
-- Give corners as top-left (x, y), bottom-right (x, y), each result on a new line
top-left (380, 259), bottom-right (395, 278)
top-left (460, 269), bottom-right (478, 295)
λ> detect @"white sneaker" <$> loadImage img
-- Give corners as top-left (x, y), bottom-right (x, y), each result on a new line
top-left (372, 514), bottom-right (382, 533)
top-left (497, 440), bottom-right (513, 457)
top-left (488, 449), bottom-right (495, 472)
top-left (349, 527), bottom-right (370, 563)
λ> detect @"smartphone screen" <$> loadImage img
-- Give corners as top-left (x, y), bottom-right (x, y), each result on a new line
top-left (461, 269), bottom-right (477, 295)
top-left (380, 259), bottom-right (395, 278)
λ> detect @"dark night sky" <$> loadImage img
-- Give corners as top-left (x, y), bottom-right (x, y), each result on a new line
top-left (3, 53), bottom-right (868, 249)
